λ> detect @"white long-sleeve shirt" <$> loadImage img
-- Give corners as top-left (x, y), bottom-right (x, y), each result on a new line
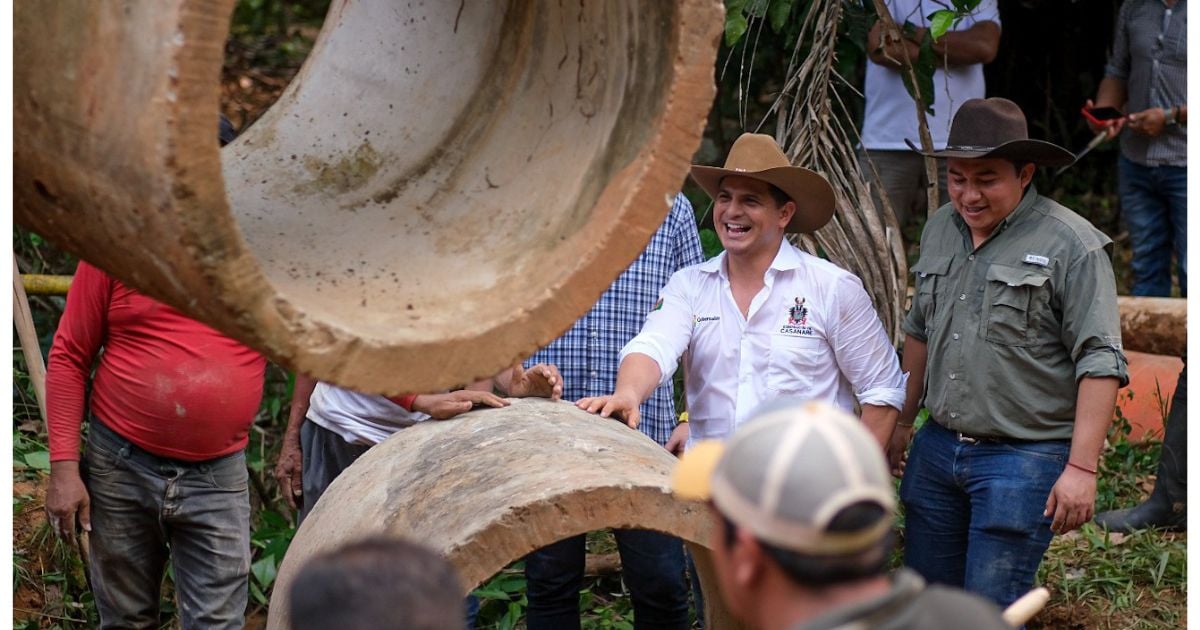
top-left (620, 240), bottom-right (906, 445)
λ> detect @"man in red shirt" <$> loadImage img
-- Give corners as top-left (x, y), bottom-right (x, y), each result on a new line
top-left (44, 119), bottom-right (266, 629)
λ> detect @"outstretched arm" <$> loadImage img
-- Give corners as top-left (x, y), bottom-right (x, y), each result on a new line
top-left (576, 353), bottom-right (662, 429)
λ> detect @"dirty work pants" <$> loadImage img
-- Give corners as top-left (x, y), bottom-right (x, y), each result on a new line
top-left (84, 417), bottom-right (250, 630)
top-left (900, 419), bottom-right (1069, 611)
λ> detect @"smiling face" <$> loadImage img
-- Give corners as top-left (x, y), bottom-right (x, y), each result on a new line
top-left (714, 175), bottom-right (795, 260)
top-left (947, 157), bottom-right (1035, 245)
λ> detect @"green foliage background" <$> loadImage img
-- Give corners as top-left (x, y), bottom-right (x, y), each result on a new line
top-left (12, 1), bottom-right (1181, 628)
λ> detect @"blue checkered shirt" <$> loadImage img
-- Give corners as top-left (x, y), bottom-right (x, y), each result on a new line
top-left (527, 194), bottom-right (704, 446)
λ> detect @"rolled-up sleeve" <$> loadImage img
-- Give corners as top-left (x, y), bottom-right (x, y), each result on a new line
top-left (619, 269), bottom-right (695, 387)
top-left (1061, 247), bottom-right (1129, 386)
top-left (830, 274), bottom-right (907, 410)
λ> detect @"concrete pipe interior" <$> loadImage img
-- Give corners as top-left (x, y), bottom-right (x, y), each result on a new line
top-left (265, 399), bottom-right (742, 629)
top-left (13, 0), bottom-right (721, 393)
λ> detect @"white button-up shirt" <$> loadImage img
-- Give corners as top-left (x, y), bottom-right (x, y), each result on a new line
top-left (620, 240), bottom-right (906, 445)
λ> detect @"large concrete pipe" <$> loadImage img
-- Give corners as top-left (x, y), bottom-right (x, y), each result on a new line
top-left (14, 1), bottom-right (723, 394)
top-left (266, 399), bottom-right (742, 629)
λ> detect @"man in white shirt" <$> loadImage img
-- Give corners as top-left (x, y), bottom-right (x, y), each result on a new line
top-left (861, 0), bottom-right (1001, 229)
top-left (578, 133), bottom-right (905, 449)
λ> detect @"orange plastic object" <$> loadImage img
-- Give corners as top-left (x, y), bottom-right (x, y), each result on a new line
top-left (1116, 351), bottom-right (1183, 442)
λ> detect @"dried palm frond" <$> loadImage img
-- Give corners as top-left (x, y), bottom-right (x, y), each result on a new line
top-left (767, 0), bottom-right (908, 345)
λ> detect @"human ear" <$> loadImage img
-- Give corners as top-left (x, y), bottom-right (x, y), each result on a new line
top-left (778, 200), bottom-right (797, 229)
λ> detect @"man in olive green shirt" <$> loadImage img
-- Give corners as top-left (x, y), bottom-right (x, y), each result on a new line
top-left (888, 99), bottom-right (1128, 609)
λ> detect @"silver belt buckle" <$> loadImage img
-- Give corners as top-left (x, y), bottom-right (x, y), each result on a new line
top-left (956, 432), bottom-right (978, 444)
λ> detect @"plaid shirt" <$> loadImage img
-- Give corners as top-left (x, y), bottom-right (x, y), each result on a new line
top-left (1105, 0), bottom-right (1187, 166)
top-left (527, 194), bottom-right (704, 446)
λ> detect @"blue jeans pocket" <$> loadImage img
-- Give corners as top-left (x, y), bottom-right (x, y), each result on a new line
top-left (204, 454), bottom-right (249, 492)
top-left (84, 436), bottom-right (125, 478)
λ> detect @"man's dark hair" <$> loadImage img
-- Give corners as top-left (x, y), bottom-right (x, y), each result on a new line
top-left (766, 183), bottom-right (792, 208)
top-left (1008, 159), bottom-right (1034, 177)
top-left (289, 536), bottom-right (464, 630)
top-left (720, 501), bottom-right (893, 589)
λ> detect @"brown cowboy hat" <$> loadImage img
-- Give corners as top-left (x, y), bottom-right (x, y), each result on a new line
top-left (905, 98), bottom-right (1075, 167)
top-left (690, 133), bottom-right (835, 234)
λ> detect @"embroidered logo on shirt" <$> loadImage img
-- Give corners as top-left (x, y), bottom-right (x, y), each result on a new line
top-left (693, 315), bottom-right (720, 326)
top-left (1023, 253), bottom-right (1050, 267)
top-left (780, 297), bottom-right (815, 336)
top-left (651, 298), bottom-right (664, 313)
top-left (787, 297), bottom-right (809, 325)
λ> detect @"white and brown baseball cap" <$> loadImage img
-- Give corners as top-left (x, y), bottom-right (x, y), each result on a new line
top-left (672, 400), bottom-right (895, 555)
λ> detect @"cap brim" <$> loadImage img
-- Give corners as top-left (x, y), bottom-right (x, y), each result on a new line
top-left (689, 164), bottom-right (835, 234)
top-left (903, 138), bottom-right (1076, 167)
top-left (670, 440), bottom-right (726, 501)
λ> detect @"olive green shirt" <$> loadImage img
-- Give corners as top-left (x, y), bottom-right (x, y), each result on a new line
top-left (795, 568), bottom-right (1010, 630)
top-left (903, 186), bottom-right (1128, 441)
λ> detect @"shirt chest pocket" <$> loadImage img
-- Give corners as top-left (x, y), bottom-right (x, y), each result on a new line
top-left (982, 264), bottom-right (1051, 347)
top-left (911, 255), bottom-right (953, 335)
top-left (766, 335), bottom-right (823, 394)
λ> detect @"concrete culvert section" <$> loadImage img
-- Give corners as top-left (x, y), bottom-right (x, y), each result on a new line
top-left (266, 399), bottom-right (742, 629)
top-left (13, 0), bottom-right (722, 394)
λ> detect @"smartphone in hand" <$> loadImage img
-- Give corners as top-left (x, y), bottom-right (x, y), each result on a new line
top-left (1082, 106), bottom-right (1124, 125)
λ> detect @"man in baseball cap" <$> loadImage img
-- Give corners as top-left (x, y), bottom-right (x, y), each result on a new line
top-left (673, 400), bottom-right (1009, 629)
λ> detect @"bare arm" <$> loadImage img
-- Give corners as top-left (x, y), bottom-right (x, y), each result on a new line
top-left (867, 21), bottom-right (920, 69)
top-left (576, 353), bottom-right (663, 429)
top-left (868, 20), bottom-right (999, 68)
top-left (1044, 376), bottom-right (1120, 534)
top-left (887, 335), bottom-right (928, 476)
top-left (926, 20), bottom-right (1000, 65)
top-left (861, 404), bottom-right (898, 451)
top-left (273, 373), bottom-right (317, 510)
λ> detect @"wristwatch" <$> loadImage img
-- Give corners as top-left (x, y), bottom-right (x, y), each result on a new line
top-left (1165, 106), bottom-right (1179, 127)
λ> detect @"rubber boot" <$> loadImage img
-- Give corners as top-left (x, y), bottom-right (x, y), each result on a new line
top-left (1095, 366), bottom-right (1187, 533)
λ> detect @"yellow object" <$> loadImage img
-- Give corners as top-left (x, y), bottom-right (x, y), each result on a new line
top-left (669, 440), bottom-right (725, 501)
top-left (21, 274), bottom-right (73, 295)
top-left (677, 411), bottom-right (688, 423)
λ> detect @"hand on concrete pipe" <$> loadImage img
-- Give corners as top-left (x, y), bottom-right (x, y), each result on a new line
top-left (413, 390), bottom-right (510, 420)
top-left (575, 391), bottom-right (642, 430)
top-left (501, 363), bottom-right (563, 401)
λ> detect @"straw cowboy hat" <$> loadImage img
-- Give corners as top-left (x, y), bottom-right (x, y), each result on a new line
top-left (905, 97), bottom-right (1075, 167)
top-left (690, 133), bottom-right (835, 234)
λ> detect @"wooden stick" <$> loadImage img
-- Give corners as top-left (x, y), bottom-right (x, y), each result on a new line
top-left (869, 0), bottom-right (940, 214)
top-left (13, 254), bottom-right (48, 421)
top-left (1002, 587), bottom-right (1050, 627)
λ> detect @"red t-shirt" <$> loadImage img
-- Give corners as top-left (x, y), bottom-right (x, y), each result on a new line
top-left (46, 262), bottom-right (266, 462)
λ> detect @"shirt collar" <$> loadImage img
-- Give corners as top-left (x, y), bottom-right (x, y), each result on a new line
top-left (698, 239), bottom-right (802, 277)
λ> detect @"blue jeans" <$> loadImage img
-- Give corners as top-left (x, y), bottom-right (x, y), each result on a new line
top-left (900, 420), bottom-right (1069, 609)
top-left (525, 530), bottom-right (689, 630)
top-left (1118, 155), bottom-right (1187, 297)
top-left (83, 418), bottom-right (250, 629)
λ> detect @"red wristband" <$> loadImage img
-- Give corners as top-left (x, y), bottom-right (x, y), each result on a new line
top-left (1067, 461), bottom-right (1097, 475)
top-left (388, 394), bottom-right (418, 411)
